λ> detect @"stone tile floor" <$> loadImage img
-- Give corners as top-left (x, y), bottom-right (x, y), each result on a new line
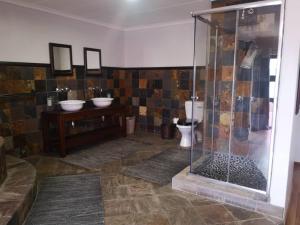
top-left (0, 156), bottom-right (36, 225)
top-left (25, 132), bottom-right (282, 225)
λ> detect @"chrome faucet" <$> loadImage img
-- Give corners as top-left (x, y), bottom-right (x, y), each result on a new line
top-left (88, 86), bottom-right (103, 97)
top-left (56, 87), bottom-right (71, 101)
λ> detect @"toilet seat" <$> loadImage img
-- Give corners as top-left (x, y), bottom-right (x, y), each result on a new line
top-left (177, 119), bottom-right (198, 126)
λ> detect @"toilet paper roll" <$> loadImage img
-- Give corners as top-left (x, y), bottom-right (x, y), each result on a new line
top-left (173, 118), bottom-right (179, 124)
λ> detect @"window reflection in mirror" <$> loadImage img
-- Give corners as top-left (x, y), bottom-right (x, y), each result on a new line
top-left (84, 48), bottom-right (102, 76)
top-left (49, 43), bottom-right (73, 75)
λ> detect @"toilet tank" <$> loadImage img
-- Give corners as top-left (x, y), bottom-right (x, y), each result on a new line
top-left (185, 101), bottom-right (204, 122)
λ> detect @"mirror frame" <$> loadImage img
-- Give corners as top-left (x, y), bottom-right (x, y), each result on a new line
top-left (84, 47), bottom-right (102, 76)
top-left (49, 43), bottom-right (73, 76)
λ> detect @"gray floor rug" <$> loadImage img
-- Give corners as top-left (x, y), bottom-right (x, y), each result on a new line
top-left (62, 139), bottom-right (152, 171)
top-left (193, 152), bottom-right (267, 191)
top-left (24, 174), bottom-right (104, 225)
top-left (123, 148), bottom-right (190, 185)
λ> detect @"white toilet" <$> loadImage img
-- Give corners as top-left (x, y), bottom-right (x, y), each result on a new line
top-left (176, 101), bottom-right (204, 148)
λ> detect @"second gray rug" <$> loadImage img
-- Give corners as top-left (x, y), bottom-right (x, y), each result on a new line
top-left (123, 148), bottom-right (190, 185)
top-left (24, 174), bottom-right (104, 225)
top-left (62, 139), bottom-right (151, 171)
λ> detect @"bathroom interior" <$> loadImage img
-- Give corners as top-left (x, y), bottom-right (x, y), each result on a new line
top-left (0, 0), bottom-right (300, 225)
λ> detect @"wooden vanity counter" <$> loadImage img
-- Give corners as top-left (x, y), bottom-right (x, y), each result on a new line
top-left (42, 104), bottom-right (127, 157)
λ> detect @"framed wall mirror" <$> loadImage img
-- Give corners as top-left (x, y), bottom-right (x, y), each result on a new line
top-left (49, 43), bottom-right (73, 75)
top-left (84, 48), bottom-right (102, 75)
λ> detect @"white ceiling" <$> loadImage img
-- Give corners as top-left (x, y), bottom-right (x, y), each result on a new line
top-left (0, 0), bottom-right (211, 30)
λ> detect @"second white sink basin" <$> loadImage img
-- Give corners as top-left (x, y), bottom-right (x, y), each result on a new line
top-left (59, 100), bottom-right (85, 112)
top-left (91, 98), bottom-right (113, 108)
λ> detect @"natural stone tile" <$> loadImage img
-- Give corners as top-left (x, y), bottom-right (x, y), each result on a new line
top-left (104, 214), bottom-right (135, 225)
top-left (234, 112), bottom-right (249, 128)
top-left (133, 213), bottom-right (170, 225)
top-left (102, 175), bottom-right (138, 187)
top-left (104, 199), bottom-right (139, 217)
top-left (224, 205), bottom-right (265, 221)
top-left (99, 161), bottom-right (122, 174)
top-left (158, 195), bottom-right (191, 212)
top-left (153, 184), bottom-right (173, 195)
top-left (236, 81), bottom-right (251, 97)
top-left (134, 196), bottom-right (160, 214)
top-left (24, 156), bottom-right (41, 167)
top-left (3, 137), bottom-right (13, 152)
top-left (102, 185), bottom-right (129, 200)
top-left (139, 106), bottom-right (147, 116)
top-left (33, 67), bottom-right (46, 80)
top-left (264, 215), bottom-right (283, 224)
top-left (139, 79), bottom-right (147, 89)
top-left (215, 222), bottom-right (240, 225)
top-left (222, 66), bottom-right (233, 81)
top-left (0, 190), bottom-right (24, 202)
top-left (3, 133), bottom-right (277, 225)
top-left (165, 207), bottom-right (207, 225)
top-left (255, 201), bottom-right (284, 219)
top-left (5, 163), bottom-right (35, 187)
top-left (220, 112), bottom-right (231, 126)
top-left (6, 155), bottom-right (26, 168)
top-left (0, 155), bottom-right (37, 225)
top-left (0, 144), bottom-right (7, 186)
top-left (0, 184), bottom-right (32, 198)
top-left (29, 156), bottom-right (89, 178)
top-left (220, 90), bottom-right (232, 111)
top-left (222, 34), bottom-right (235, 51)
top-left (190, 198), bottom-right (221, 207)
top-left (1, 108), bottom-right (12, 122)
top-left (0, 201), bottom-right (18, 217)
top-left (194, 204), bottom-right (236, 224)
top-left (239, 218), bottom-right (280, 225)
top-left (0, 216), bottom-right (11, 225)
top-left (127, 182), bottom-right (155, 197)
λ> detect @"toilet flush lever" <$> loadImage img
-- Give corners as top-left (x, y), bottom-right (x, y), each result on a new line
top-left (191, 96), bottom-right (199, 100)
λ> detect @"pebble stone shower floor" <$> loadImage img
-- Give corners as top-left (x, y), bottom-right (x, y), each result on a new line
top-left (193, 152), bottom-right (267, 191)
top-left (24, 132), bottom-right (282, 225)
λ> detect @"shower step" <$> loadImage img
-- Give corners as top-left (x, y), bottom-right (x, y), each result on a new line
top-left (172, 166), bottom-right (284, 220)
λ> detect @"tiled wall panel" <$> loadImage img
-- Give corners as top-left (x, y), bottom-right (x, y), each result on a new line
top-left (0, 63), bottom-right (205, 157)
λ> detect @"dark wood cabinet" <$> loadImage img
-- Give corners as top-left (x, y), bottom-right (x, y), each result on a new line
top-left (42, 104), bottom-right (127, 157)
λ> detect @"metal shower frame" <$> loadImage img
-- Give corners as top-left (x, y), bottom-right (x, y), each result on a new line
top-left (190, 0), bottom-right (285, 197)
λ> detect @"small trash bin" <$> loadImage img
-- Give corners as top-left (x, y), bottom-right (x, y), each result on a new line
top-left (126, 116), bottom-right (135, 135)
top-left (161, 123), bottom-right (176, 139)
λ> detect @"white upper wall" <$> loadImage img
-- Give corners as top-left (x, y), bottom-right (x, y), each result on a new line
top-left (0, 1), bottom-right (208, 68)
top-left (123, 21), bottom-right (207, 67)
top-left (0, 0), bottom-right (210, 29)
top-left (0, 2), bottom-right (124, 67)
top-left (124, 22), bottom-right (197, 67)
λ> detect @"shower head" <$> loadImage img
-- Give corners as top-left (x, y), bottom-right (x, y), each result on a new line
top-left (196, 15), bottom-right (220, 30)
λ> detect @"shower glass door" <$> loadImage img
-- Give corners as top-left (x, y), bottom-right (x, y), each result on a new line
top-left (191, 11), bottom-right (238, 183)
top-left (228, 5), bottom-right (281, 191)
top-left (190, 3), bottom-right (282, 193)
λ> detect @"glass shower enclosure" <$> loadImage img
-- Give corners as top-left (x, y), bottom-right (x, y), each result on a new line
top-left (190, 0), bottom-right (283, 194)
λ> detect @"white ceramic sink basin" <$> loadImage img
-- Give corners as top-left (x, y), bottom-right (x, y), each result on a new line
top-left (59, 100), bottom-right (85, 112)
top-left (91, 98), bottom-right (113, 108)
